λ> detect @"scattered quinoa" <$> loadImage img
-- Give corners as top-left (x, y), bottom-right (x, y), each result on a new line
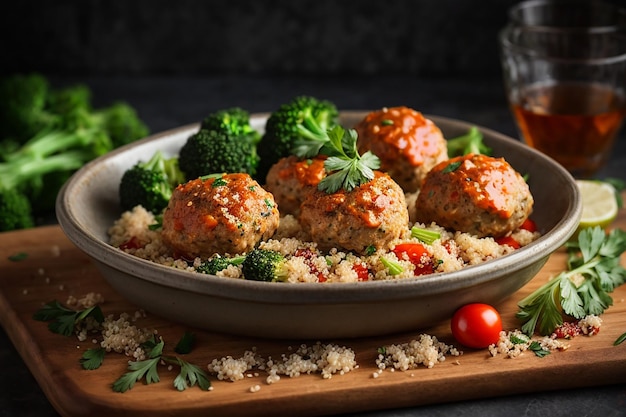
top-left (375, 334), bottom-right (462, 375)
top-left (206, 342), bottom-right (358, 384)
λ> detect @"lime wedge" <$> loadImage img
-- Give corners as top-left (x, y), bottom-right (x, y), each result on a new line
top-left (576, 180), bottom-right (619, 230)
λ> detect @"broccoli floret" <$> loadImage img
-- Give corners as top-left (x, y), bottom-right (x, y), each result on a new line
top-left (0, 188), bottom-right (34, 231)
top-left (119, 150), bottom-right (184, 213)
top-left (0, 73), bottom-right (55, 144)
top-left (196, 255), bottom-right (246, 275)
top-left (91, 102), bottom-right (150, 148)
top-left (178, 128), bottom-right (260, 180)
top-left (255, 95), bottom-right (339, 181)
top-left (447, 126), bottom-right (492, 157)
top-left (200, 107), bottom-right (261, 144)
top-left (241, 249), bottom-right (289, 282)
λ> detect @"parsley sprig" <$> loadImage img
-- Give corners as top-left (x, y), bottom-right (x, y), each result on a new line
top-left (292, 116), bottom-right (380, 193)
top-left (33, 300), bottom-right (104, 336)
top-left (516, 226), bottom-right (626, 336)
top-left (112, 335), bottom-right (210, 393)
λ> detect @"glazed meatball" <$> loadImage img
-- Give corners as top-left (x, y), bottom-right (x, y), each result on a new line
top-left (298, 171), bottom-right (409, 254)
top-left (264, 155), bottom-right (327, 216)
top-left (414, 153), bottom-right (533, 238)
top-left (355, 106), bottom-right (448, 193)
top-left (161, 173), bottom-right (279, 258)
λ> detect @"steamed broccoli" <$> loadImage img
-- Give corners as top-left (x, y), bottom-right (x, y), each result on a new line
top-left (241, 249), bottom-right (289, 282)
top-left (255, 95), bottom-right (339, 182)
top-left (0, 73), bottom-right (151, 229)
top-left (178, 128), bottom-right (260, 180)
top-left (119, 150), bottom-right (184, 213)
top-left (196, 255), bottom-right (246, 275)
top-left (0, 188), bottom-right (34, 232)
top-left (446, 126), bottom-right (492, 157)
top-left (200, 107), bottom-right (260, 143)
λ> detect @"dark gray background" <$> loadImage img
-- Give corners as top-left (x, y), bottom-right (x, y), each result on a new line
top-left (2, 0), bottom-right (521, 77)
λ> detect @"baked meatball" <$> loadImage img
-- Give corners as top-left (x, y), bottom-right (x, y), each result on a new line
top-left (161, 173), bottom-right (279, 258)
top-left (264, 155), bottom-right (327, 216)
top-left (414, 153), bottom-right (533, 238)
top-left (298, 171), bottom-right (409, 254)
top-left (355, 106), bottom-right (448, 193)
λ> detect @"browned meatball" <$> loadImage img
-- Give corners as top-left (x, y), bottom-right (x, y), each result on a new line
top-left (161, 173), bottom-right (279, 258)
top-left (298, 171), bottom-right (409, 254)
top-left (355, 106), bottom-right (448, 193)
top-left (414, 153), bottom-right (533, 238)
top-left (264, 155), bottom-right (327, 216)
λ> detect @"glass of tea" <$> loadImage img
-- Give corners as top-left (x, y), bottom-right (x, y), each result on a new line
top-left (498, 5), bottom-right (626, 178)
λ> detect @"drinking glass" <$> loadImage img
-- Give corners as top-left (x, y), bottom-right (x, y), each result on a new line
top-left (499, 22), bottom-right (626, 178)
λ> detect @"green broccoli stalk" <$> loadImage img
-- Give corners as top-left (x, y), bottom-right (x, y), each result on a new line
top-left (446, 126), bottom-right (492, 157)
top-left (178, 128), bottom-right (260, 180)
top-left (119, 151), bottom-right (184, 214)
top-left (242, 249), bottom-right (289, 282)
top-left (255, 95), bottom-right (339, 181)
top-left (200, 107), bottom-right (261, 144)
top-left (196, 255), bottom-right (246, 275)
top-left (0, 188), bottom-right (34, 232)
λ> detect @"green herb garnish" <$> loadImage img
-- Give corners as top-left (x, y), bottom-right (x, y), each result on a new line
top-left (8, 252), bottom-right (28, 261)
top-left (33, 300), bottom-right (104, 337)
top-left (80, 347), bottom-right (106, 370)
top-left (112, 335), bottom-right (210, 393)
top-left (292, 119), bottom-right (380, 193)
top-left (516, 227), bottom-right (626, 336)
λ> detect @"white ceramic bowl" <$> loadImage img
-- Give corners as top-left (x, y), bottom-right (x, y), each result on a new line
top-left (56, 112), bottom-right (581, 339)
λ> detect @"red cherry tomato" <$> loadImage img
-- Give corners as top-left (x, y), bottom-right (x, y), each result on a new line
top-left (450, 303), bottom-right (503, 349)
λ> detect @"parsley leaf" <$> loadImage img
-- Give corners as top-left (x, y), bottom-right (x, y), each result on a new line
top-left (174, 331), bottom-right (196, 354)
top-left (80, 348), bottom-right (106, 370)
top-left (528, 341), bottom-right (550, 358)
top-left (8, 252), bottom-right (28, 261)
top-left (292, 119), bottom-right (380, 193)
top-left (516, 227), bottom-right (626, 336)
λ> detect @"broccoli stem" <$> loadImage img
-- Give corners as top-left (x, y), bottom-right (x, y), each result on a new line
top-left (0, 151), bottom-right (87, 190)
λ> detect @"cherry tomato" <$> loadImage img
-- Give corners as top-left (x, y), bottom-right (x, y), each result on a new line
top-left (450, 303), bottom-right (503, 349)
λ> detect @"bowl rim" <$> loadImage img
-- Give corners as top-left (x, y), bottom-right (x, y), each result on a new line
top-left (55, 112), bottom-right (582, 305)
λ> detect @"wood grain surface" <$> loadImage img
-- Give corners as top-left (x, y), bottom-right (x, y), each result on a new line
top-left (1, 206), bottom-right (625, 417)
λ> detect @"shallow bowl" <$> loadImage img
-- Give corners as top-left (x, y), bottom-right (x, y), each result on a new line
top-left (56, 112), bottom-right (581, 339)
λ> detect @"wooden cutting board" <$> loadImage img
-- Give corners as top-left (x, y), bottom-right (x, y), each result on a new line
top-left (1, 208), bottom-right (626, 417)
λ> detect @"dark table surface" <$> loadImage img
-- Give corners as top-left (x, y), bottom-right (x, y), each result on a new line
top-left (1, 75), bottom-right (625, 417)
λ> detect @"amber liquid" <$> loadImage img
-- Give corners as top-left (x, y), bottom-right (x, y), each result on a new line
top-left (511, 82), bottom-right (626, 178)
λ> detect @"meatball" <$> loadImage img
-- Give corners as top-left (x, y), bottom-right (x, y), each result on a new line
top-left (414, 153), bottom-right (533, 238)
top-left (264, 155), bottom-right (327, 216)
top-left (161, 173), bottom-right (279, 258)
top-left (355, 106), bottom-right (448, 193)
top-left (298, 171), bottom-right (409, 254)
